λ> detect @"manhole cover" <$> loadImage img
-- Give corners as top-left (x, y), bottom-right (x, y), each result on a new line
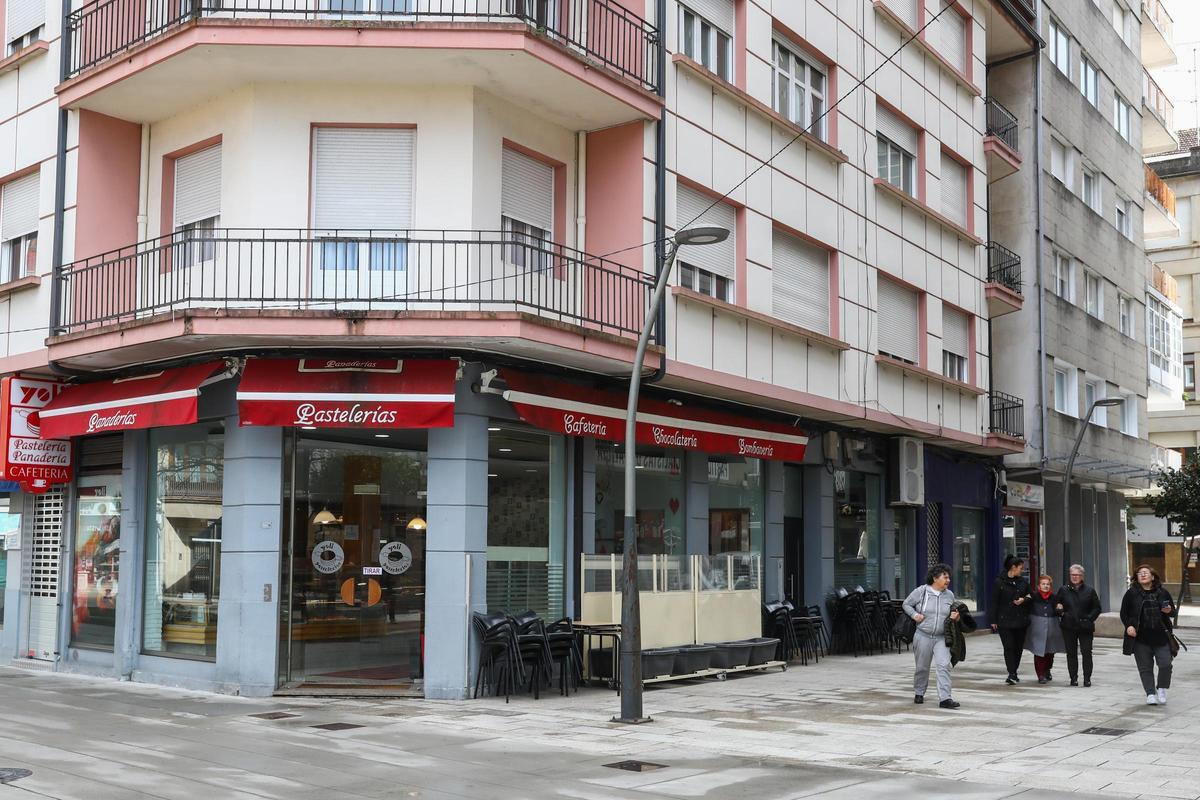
top-left (0, 768), bottom-right (32, 784)
top-left (310, 723), bottom-right (364, 731)
top-left (1080, 727), bottom-right (1129, 737)
top-left (603, 761), bottom-right (668, 772)
top-left (250, 712), bottom-right (300, 720)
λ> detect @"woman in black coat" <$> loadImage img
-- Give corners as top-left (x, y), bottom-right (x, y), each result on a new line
top-left (1120, 564), bottom-right (1175, 705)
top-left (990, 555), bottom-right (1031, 684)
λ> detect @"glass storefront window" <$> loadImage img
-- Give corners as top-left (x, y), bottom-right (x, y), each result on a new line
top-left (0, 497), bottom-right (17, 628)
top-left (486, 426), bottom-right (566, 618)
top-left (72, 475), bottom-right (122, 648)
top-left (707, 456), bottom-right (764, 554)
top-left (594, 443), bottom-right (685, 556)
top-left (953, 507), bottom-right (985, 610)
top-left (143, 423), bottom-right (224, 659)
top-left (833, 470), bottom-right (881, 590)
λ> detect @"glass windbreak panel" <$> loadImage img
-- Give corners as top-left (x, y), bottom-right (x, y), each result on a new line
top-left (833, 470), bottom-right (881, 590)
top-left (72, 475), bottom-right (122, 648)
top-left (282, 431), bottom-right (427, 687)
top-left (486, 426), bottom-right (566, 618)
top-left (143, 423), bottom-right (224, 659)
top-left (707, 456), bottom-right (764, 554)
top-left (0, 497), bottom-right (17, 628)
top-left (953, 507), bottom-right (985, 610)
top-left (593, 443), bottom-right (685, 557)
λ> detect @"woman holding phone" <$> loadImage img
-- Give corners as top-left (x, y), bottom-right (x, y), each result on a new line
top-left (1120, 565), bottom-right (1175, 705)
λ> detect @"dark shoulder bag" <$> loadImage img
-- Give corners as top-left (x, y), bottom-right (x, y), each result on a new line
top-left (892, 589), bottom-right (922, 643)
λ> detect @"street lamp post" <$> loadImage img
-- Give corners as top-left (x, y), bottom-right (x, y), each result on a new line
top-left (615, 225), bottom-right (728, 725)
top-left (1061, 397), bottom-right (1124, 583)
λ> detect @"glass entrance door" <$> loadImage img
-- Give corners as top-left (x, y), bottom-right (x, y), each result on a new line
top-left (280, 431), bottom-right (427, 689)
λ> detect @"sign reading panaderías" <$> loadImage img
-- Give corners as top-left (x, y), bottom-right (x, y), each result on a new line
top-left (0, 376), bottom-right (72, 490)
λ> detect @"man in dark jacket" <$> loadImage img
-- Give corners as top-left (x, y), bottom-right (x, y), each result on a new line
top-left (1056, 564), bottom-right (1102, 687)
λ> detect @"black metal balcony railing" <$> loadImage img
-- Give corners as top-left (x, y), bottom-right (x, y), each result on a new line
top-left (66, 0), bottom-right (661, 91)
top-left (987, 241), bottom-right (1022, 294)
top-left (989, 391), bottom-right (1024, 439)
top-left (56, 229), bottom-right (654, 337)
top-left (985, 98), bottom-right (1019, 153)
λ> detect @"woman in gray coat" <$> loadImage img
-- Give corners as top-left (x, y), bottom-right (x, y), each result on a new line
top-left (902, 563), bottom-right (962, 709)
top-left (1025, 574), bottom-right (1066, 683)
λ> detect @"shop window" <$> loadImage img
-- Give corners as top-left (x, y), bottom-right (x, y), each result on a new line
top-left (71, 435), bottom-right (124, 649)
top-left (0, 497), bottom-right (19, 629)
top-left (487, 426), bottom-right (566, 619)
top-left (594, 442), bottom-right (685, 557)
top-left (143, 423), bottom-right (224, 660)
top-left (952, 507), bottom-right (984, 611)
top-left (707, 456), bottom-right (764, 555)
top-left (833, 470), bottom-right (880, 590)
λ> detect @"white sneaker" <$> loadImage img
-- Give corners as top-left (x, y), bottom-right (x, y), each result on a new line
top-left (1146, 694), bottom-right (1159, 705)
top-left (1157, 689), bottom-right (1168, 705)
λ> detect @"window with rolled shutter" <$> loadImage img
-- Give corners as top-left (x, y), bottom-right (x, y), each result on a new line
top-left (876, 105), bottom-right (917, 155)
top-left (174, 144), bottom-right (222, 229)
top-left (1, 172), bottom-right (38, 282)
top-left (773, 231), bottom-right (829, 335)
top-left (943, 307), bottom-right (969, 359)
top-left (501, 147), bottom-right (555, 235)
top-left (313, 129), bottom-right (414, 230)
top-left (877, 277), bottom-right (919, 364)
top-left (938, 9), bottom-right (967, 73)
top-left (940, 153), bottom-right (967, 227)
top-left (676, 184), bottom-right (735, 279)
top-left (884, 0), bottom-right (919, 28)
top-left (681, 0), bottom-right (734, 34)
top-left (6, 0), bottom-right (44, 46)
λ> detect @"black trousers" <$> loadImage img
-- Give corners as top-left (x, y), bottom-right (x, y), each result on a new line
top-left (1133, 640), bottom-right (1172, 694)
top-left (998, 627), bottom-right (1025, 676)
top-left (1062, 628), bottom-right (1094, 681)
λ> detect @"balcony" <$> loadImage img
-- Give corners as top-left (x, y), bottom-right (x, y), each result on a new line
top-left (985, 241), bottom-right (1023, 317)
top-left (59, 0), bottom-right (662, 128)
top-left (51, 228), bottom-right (654, 371)
top-left (980, 0), bottom-right (1038, 61)
top-left (983, 98), bottom-right (1021, 182)
top-left (989, 391), bottom-right (1024, 440)
top-left (1143, 68), bottom-right (1178, 156)
top-left (1145, 164), bottom-right (1180, 238)
top-left (1142, 0), bottom-right (1177, 68)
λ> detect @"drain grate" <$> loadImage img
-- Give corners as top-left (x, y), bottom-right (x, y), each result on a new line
top-left (250, 712), bottom-right (301, 720)
top-left (310, 722), bottom-right (364, 731)
top-left (1080, 727), bottom-right (1129, 737)
top-left (603, 761), bottom-right (668, 773)
top-left (0, 768), bottom-right (32, 784)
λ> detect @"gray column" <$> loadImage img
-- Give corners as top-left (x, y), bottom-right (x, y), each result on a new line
top-left (685, 453), bottom-right (708, 555)
top-left (424, 409), bottom-right (489, 700)
top-left (0, 513), bottom-right (22, 660)
top-left (804, 465), bottom-right (835, 607)
top-left (115, 430), bottom-right (149, 677)
top-left (763, 460), bottom-right (785, 600)
top-left (215, 421), bottom-right (283, 697)
top-left (581, 438), bottom-right (596, 554)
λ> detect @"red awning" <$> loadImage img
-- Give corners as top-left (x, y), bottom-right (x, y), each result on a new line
top-left (36, 361), bottom-right (229, 439)
top-left (502, 373), bottom-right (808, 461)
top-left (237, 358), bottom-right (457, 429)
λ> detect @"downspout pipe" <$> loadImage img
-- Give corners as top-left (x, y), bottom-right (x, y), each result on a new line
top-left (646, 0), bottom-right (668, 387)
top-left (1034, 3), bottom-right (1047, 471)
top-left (48, 2), bottom-right (71, 341)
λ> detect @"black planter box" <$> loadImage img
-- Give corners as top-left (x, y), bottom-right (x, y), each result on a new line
top-left (671, 644), bottom-right (716, 675)
top-left (743, 637), bottom-right (781, 665)
top-left (709, 641), bottom-right (754, 669)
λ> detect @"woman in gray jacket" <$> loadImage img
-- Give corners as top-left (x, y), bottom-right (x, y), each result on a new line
top-left (903, 563), bottom-right (962, 709)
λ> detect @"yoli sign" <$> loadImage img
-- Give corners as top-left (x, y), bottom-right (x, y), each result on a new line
top-left (0, 376), bottom-right (72, 490)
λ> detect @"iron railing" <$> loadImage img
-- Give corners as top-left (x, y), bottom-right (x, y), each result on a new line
top-left (1143, 67), bottom-right (1175, 130)
top-left (989, 391), bottom-right (1024, 439)
top-left (56, 228), bottom-right (653, 336)
top-left (65, 0), bottom-right (661, 91)
top-left (987, 241), bottom-right (1022, 294)
top-left (985, 98), bottom-right (1018, 153)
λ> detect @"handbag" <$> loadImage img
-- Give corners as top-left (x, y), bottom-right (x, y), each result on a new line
top-left (1169, 633), bottom-right (1187, 658)
top-left (892, 612), bottom-right (917, 643)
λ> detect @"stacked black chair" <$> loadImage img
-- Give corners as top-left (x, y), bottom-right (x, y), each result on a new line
top-left (546, 617), bottom-right (583, 696)
top-left (781, 601), bottom-right (821, 664)
top-left (762, 601), bottom-right (800, 661)
top-left (806, 604), bottom-right (830, 655)
top-left (511, 611), bottom-right (555, 700)
top-left (473, 611), bottom-right (522, 702)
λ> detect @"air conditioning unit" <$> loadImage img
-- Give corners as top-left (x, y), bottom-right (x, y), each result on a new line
top-left (888, 437), bottom-right (925, 506)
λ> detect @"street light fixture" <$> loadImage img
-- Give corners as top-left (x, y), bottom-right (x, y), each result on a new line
top-left (1061, 396), bottom-right (1124, 583)
top-left (615, 225), bottom-right (729, 724)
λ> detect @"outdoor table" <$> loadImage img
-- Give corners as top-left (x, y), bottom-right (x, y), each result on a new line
top-left (573, 621), bottom-right (621, 690)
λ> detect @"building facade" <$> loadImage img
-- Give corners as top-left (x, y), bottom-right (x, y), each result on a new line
top-left (0, 0), bottom-right (1036, 698)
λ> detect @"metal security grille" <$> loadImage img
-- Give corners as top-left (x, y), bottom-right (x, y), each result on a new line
top-left (30, 489), bottom-right (64, 597)
top-left (925, 502), bottom-right (941, 568)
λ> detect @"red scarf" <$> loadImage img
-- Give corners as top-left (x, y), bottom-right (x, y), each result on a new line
top-left (1039, 589), bottom-right (1053, 600)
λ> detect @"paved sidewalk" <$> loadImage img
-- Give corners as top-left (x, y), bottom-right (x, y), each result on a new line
top-left (0, 611), bottom-right (1195, 800)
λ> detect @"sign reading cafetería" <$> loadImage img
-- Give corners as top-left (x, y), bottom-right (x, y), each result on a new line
top-left (0, 376), bottom-right (72, 489)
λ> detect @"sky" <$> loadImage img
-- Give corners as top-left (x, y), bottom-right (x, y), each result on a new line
top-left (1155, 2), bottom-right (1200, 133)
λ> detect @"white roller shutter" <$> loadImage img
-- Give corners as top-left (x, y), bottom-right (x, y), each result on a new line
top-left (313, 128), bottom-right (415, 230)
top-left (773, 231), bottom-right (830, 335)
top-left (940, 153), bottom-right (967, 226)
top-left (938, 8), bottom-right (967, 72)
top-left (677, 184), bottom-right (736, 279)
top-left (6, 0), bottom-right (44, 44)
top-left (1, 172), bottom-right (38, 242)
top-left (681, 0), bottom-right (733, 32)
top-left (173, 144), bottom-right (222, 229)
top-left (885, 0), bottom-right (919, 28)
top-left (876, 105), bottom-right (917, 155)
top-left (501, 147), bottom-right (555, 233)
top-left (943, 306), bottom-right (969, 359)
top-left (877, 277), bottom-right (919, 364)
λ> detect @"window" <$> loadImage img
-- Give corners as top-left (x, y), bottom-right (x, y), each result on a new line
top-left (942, 306), bottom-right (969, 383)
top-left (876, 106), bottom-right (918, 197)
top-left (1049, 19), bottom-right (1070, 75)
top-left (1119, 294), bottom-right (1133, 336)
top-left (676, 184), bottom-right (736, 299)
top-left (1082, 168), bottom-right (1100, 211)
top-left (1113, 95), bottom-right (1131, 142)
top-left (940, 152), bottom-right (968, 227)
top-left (6, 0), bottom-right (44, 54)
top-left (143, 423), bottom-right (224, 660)
top-left (1050, 138), bottom-right (1075, 189)
top-left (594, 442), bottom-right (685, 556)
top-left (772, 231), bottom-right (830, 334)
top-left (680, 3), bottom-right (733, 81)
top-left (1053, 252), bottom-right (1074, 302)
top-left (772, 39), bottom-right (826, 140)
top-left (1111, 3), bottom-right (1132, 47)
top-left (708, 456), bottom-right (765, 555)
top-left (1054, 364), bottom-right (1078, 415)
top-left (1185, 353), bottom-right (1195, 395)
top-left (70, 437), bottom-right (123, 650)
top-left (935, 8), bottom-right (968, 74)
top-left (312, 128), bottom-right (414, 274)
top-left (173, 144), bottom-right (221, 269)
top-left (1085, 272), bottom-right (1102, 318)
top-left (0, 172), bottom-right (37, 283)
top-left (1115, 198), bottom-right (1131, 237)
top-left (1080, 55), bottom-right (1099, 107)
top-left (0, 497), bottom-right (20, 629)
top-left (502, 146), bottom-right (556, 271)
top-left (877, 277), bottom-right (920, 364)
top-left (1083, 379), bottom-right (1108, 425)
top-left (1148, 295), bottom-right (1176, 374)
top-left (952, 508), bottom-right (984, 611)
top-left (1120, 394), bottom-right (1137, 435)
top-left (833, 470), bottom-right (881, 591)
